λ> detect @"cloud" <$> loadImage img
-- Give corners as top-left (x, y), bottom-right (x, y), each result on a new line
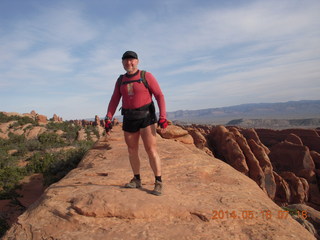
top-left (0, 0), bottom-right (319, 119)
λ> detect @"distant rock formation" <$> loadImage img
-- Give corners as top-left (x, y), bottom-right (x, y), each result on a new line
top-left (94, 115), bottom-right (101, 126)
top-left (52, 113), bottom-right (63, 122)
top-left (36, 114), bottom-right (47, 124)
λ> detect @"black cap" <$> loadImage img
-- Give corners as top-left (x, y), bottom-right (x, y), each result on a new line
top-left (122, 51), bottom-right (138, 60)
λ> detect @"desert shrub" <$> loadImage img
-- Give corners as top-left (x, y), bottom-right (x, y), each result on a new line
top-left (26, 152), bottom-right (55, 174)
top-left (0, 153), bottom-right (9, 169)
top-left (43, 147), bottom-right (90, 186)
top-left (8, 133), bottom-right (26, 144)
top-left (84, 125), bottom-right (100, 141)
top-left (281, 207), bottom-right (299, 216)
top-left (74, 140), bottom-right (94, 149)
top-left (24, 139), bottom-right (42, 151)
top-left (0, 153), bottom-right (18, 169)
top-left (46, 122), bottom-right (81, 143)
top-left (63, 128), bottom-right (80, 142)
top-left (5, 133), bottom-right (28, 157)
top-left (0, 112), bottom-right (9, 122)
top-left (0, 167), bottom-right (26, 193)
top-left (25, 142), bottom-right (93, 186)
top-left (37, 132), bottom-right (66, 148)
top-left (89, 125), bottom-right (100, 139)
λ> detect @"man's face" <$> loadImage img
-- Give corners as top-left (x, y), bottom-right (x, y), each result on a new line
top-left (122, 58), bottom-right (139, 73)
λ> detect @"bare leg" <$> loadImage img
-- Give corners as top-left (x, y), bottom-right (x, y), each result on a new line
top-left (124, 131), bottom-right (141, 175)
top-left (140, 124), bottom-right (161, 176)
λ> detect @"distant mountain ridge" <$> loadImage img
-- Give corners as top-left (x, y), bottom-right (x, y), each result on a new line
top-left (167, 100), bottom-right (320, 124)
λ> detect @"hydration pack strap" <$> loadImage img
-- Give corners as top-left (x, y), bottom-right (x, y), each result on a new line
top-left (117, 70), bottom-right (149, 90)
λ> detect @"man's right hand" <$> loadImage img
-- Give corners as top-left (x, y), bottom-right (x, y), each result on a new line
top-left (104, 116), bottom-right (113, 134)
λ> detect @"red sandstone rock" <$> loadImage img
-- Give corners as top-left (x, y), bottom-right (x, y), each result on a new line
top-left (229, 127), bottom-right (266, 191)
top-left (52, 114), bottom-right (62, 122)
top-left (240, 128), bottom-right (270, 154)
top-left (77, 129), bottom-right (87, 141)
top-left (209, 126), bottom-right (249, 175)
top-left (157, 125), bottom-right (194, 145)
top-left (280, 172), bottom-right (308, 204)
top-left (158, 125), bottom-right (188, 139)
top-left (255, 128), bottom-right (285, 147)
top-left (25, 126), bottom-right (46, 140)
top-left (248, 139), bottom-right (276, 200)
top-left (16, 174), bottom-right (44, 208)
top-left (187, 129), bottom-right (207, 149)
top-left (297, 169), bottom-right (320, 206)
top-left (269, 141), bottom-right (315, 173)
top-left (256, 128), bottom-right (320, 153)
top-left (300, 177), bottom-right (310, 202)
top-left (94, 115), bottom-right (101, 126)
top-left (36, 114), bottom-right (47, 124)
top-left (0, 132), bottom-right (8, 139)
top-left (113, 118), bottom-right (119, 125)
top-left (311, 151), bottom-right (320, 169)
top-left (187, 129), bottom-right (213, 156)
top-left (273, 172), bottom-right (291, 205)
top-left (285, 133), bottom-right (303, 145)
top-left (174, 134), bottom-right (194, 144)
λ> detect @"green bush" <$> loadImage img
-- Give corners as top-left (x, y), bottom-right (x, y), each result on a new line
top-left (0, 167), bottom-right (26, 193)
top-left (8, 133), bottom-right (26, 144)
top-left (25, 145), bottom-right (92, 186)
top-left (38, 132), bottom-right (66, 148)
top-left (43, 147), bottom-right (90, 186)
top-left (84, 125), bottom-right (100, 141)
top-left (281, 207), bottom-right (298, 216)
top-left (25, 139), bottom-right (42, 151)
top-left (1, 120), bottom-right (95, 191)
top-left (0, 154), bottom-right (17, 169)
top-left (46, 122), bottom-right (81, 143)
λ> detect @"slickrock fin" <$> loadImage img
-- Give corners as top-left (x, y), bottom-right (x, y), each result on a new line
top-left (3, 125), bottom-right (316, 240)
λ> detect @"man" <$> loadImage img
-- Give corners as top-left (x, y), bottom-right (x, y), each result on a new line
top-left (105, 51), bottom-right (168, 196)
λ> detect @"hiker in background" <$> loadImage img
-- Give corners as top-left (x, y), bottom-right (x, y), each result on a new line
top-left (105, 51), bottom-right (168, 196)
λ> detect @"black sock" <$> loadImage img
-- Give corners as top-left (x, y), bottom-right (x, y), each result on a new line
top-left (134, 174), bottom-right (141, 180)
top-left (155, 176), bottom-right (162, 182)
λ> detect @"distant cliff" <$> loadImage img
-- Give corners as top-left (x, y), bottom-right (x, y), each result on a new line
top-left (167, 100), bottom-right (320, 124)
top-left (226, 118), bottom-right (320, 129)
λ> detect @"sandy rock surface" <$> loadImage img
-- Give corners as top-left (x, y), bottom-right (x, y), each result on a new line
top-left (3, 125), bottom-right (315, 240)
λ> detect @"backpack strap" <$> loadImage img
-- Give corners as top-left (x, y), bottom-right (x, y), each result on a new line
top-left (140, 70), bottom-right (149, 89)
top-left (117, 70), bottom-right (149, 90)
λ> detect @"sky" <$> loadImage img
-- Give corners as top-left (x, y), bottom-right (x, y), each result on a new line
top-left (0, 0), bottom-right (319, 120)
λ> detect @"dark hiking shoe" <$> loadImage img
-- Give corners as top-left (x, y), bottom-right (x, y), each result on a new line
top-left (124, 178), bottom-right (142, 188)
top-left (151, 180), bottom-right (162, 196)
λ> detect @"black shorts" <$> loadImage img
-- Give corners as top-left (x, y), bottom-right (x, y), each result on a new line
top-left (122, 102), bottom-right (157, 132)
top-left (122, 112), bottom-right (157, 132)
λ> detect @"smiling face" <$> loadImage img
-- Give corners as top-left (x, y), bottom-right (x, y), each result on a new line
top-left (122, 58), bottom-right (139, 74)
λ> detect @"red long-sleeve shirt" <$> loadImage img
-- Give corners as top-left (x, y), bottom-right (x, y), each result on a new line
top-left (107, 70), bottom-right (166, 119)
